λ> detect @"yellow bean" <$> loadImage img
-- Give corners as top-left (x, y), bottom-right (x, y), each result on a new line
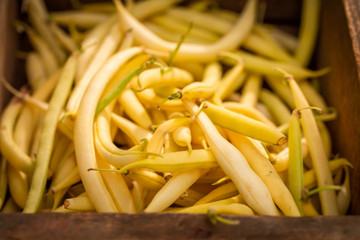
top-left (265, 76), bottom-right (296, 109)
top-left (197, 168), bottom-right (226, 184)
top-left (244, 24), bottom-right (297, 63)
top-left (145, 168), bottom-right (209, 212)
top-left (299, 80), bottom-right (327, 109)
top-left (227, 131), bottom-right (300, 216)
top-left (24, 0), bottom-right (48, 22)
top-left (222, 101), bottom-right (277, 128)
top-left (166, 6), bottom-right (232, 35)
top-left (136, 88), bottom-right (185, 111)
top-left (195, 182), bottom-right (239, 206)
top-left (295, 0), bottom-right (321, 67)
top-left (144, 22), bottom-right (206, 44)
top-left (114, 0), bottom-right (257, 62)
top-left (147, 117), bottom-right (191, 154)
top-left (272, 138), bottom-right (308, 172)
top-left (0, 98), bottom-right (34, 175)
top-left (337, 166), bottom-right (351, 215)
top-left (116, 28), bottom-right (134, 51)
top-left (154, 86), bottom-right (180, 98)
top-left (183, 99), bottom-right (279, 216)
top-left (190, 121), bottom-right (208, 148)
top-left (64, 194), bottom-right (95, 212)
top-left (176, 195), bottom-right (241, 213)
top-left (25, 52), bottom-right (47, 89)
top-left (131, 180), bottom-right (146, 212)
top-left (265, 25), bottom-right (298, 53)
top-left (7, 165), bottom-right (28, 209)
top-left (131, 67), bottom-right (194, 92)
top-left (282, 70), bottom-right (338, 215)
top-left (13, 106), bottom-right (36, 160)
top-left (185, 202), bottom-right (255, 216)
top-left (259, 88), bottom-right (291, 125)
top-left (67, 21), bottom-right (123, 115)
top-left (111, 113), bottom-right (153, 145)
top-left (75, 15), bottom-right (117, 82)
top-left (48, 135), bottom-right (73, 177)
top-left (119, 149), bottom-right (217, 174)
top-left (129, 169), bottom-right (166, 191)
top-left (53, 204), bottom-right (75, 213)
top-left (74, 47), bottom-right (142, 212)
top-left (131, 0), bottom-right (183, 20)
top-left (149, 14), bottom-right (219, 43)
top-left (1, 197), bottom-right (21, 213)
top-left (202, 62), bottom-right (222, 85)
top-left (28, 4), bottom-right (67, 64)
top-left (213, 55), bottom-right (246, 102)
top-left (96, 153), bottom-right (136, 213)
top-left (302, 200), bottom-right (320, 216)
top-left (235, 50), bottom-right (329, 79)
top-left (172, 125), bottom-right (192, 151)
top-left (118, 89), bottom-right (153, 129)
top-left (9, 92), bottom-right (74, 139)
top-left (49, 22), bottom-right (78, 52)
top-left (50, 167), bottom-right (81, 194)
top-left (239, 73), bottom-right (262, 107)
top-left (303, 158), bottom-right (352, 189)
top-left (50, 153), bottom-right (76, 193)
top-left (23, 23), bottom-right (59, 77)
top-left (94, 110), bottom-right (149, 168)
top-left (181, 82), bottom-right (216, 101)
top-left (50, 11), bottom-right (109, 29)
top-left (204, 101), bottom-right (286, 145)
top-left (174, 188), bottom-right (205, 207)
top-left (317, 121), bottom-right (332, 158)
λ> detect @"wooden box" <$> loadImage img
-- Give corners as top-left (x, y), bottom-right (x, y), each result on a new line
top-left (0, 0), bottom-right (360, 239)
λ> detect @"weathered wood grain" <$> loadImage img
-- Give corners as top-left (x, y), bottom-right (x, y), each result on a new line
top-left (315, 0), bottom-right (360, 215)
top-left (0, 0), bottom-right (18, 112)
top-left (0, 213), bottom-right (360, 240)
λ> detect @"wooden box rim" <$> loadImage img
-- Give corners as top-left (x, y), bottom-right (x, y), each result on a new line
top-left (1, 0), bottom-right (360, 239)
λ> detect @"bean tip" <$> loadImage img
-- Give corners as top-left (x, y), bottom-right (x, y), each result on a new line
top-left (277, 136), bottom-right (287, 146)
top-left (64, 200), bottom-right (70, 209)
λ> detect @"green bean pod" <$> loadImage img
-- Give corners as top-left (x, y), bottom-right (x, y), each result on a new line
top-left (288, 110), bottom-right (304, 216)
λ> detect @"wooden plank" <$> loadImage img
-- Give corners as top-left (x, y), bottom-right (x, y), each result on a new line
top-left (181, 0), bottom-right (302, 24)
top-left (43, 0), bottom-right (302, 24)
top-left (341, 0), bottom-right (360, 215)
top-left (343, 0), bottom-right (360, 82)
top-left (0, 213), bottom-right (360, 240)
top-left (0, 0), bottom-right (18, 112)
top-left (315, 0), bottom-right (360, 215)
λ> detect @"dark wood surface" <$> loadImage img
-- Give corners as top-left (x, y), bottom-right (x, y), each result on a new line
top-left (316, 0), bottom-right (360, 215)
top-left (0, 213), bottom-right (360, 240)
top-left (0, 0), bottom-right (18, 112)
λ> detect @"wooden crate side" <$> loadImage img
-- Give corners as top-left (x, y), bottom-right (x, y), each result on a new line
top-left (315, 0), bottom-right (360, 215)
top-left (0, 0), bottom-right (19, 112)
top-left (0, 213), bottom-right (360, 240)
